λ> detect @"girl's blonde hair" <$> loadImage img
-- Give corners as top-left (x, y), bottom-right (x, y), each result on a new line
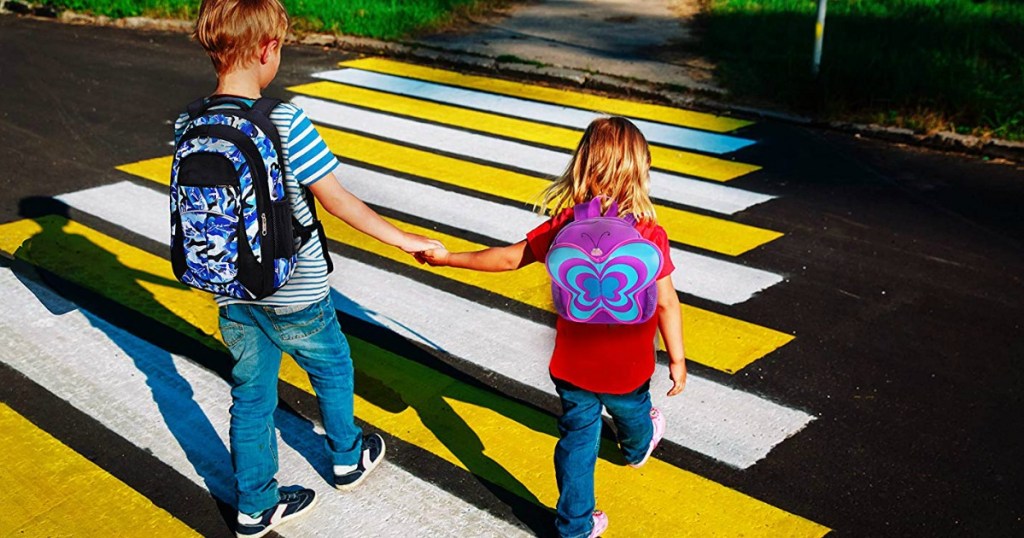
top-left (194, 0), bottom-right (289, 75)
top-left (539, 116), bottom-right (656, 221)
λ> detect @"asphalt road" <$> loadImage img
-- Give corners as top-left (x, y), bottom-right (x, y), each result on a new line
top-left (2, 14), bottom-right (1023, 537)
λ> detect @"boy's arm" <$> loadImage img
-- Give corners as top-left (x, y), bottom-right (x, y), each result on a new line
top-left (656, 275), bottom-right (687, 396)
top-left (417, 240), bottom-right (535, 272)
top-left (309, 172), bottom-right (441, 253)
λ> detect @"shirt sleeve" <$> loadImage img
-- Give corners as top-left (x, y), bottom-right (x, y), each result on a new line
top-left (286, 108), bottom-right (341, 188)
top-left (644, 224), bottom-right (676, 279)
top-left (525, 207), bottom-right (574, 261)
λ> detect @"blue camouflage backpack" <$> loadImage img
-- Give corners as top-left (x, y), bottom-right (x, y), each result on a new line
top-left (170, 96), bottom-right (329, 300)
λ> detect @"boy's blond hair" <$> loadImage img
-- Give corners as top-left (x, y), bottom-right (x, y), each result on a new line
top-left (194, 0), bottom-right (289, 74)
top-left (539, 116), bottom-right (657, 221)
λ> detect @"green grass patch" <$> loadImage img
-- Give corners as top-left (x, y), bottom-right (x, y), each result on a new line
top-left (41, 0), bottom-right (514, 40)
top-left (695, 0), bottom-right (1024, 140)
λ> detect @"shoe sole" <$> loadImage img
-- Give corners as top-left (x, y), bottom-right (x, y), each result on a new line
top-left (335, 438), bottom-right (386, 492)
top-left (236, 493), bottom-right (319, 538)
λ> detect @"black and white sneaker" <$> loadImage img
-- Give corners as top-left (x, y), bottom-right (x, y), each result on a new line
top-left (235, 485), bottom-right (317, 538)
top-left (334, 433), bottom-right (386, 491)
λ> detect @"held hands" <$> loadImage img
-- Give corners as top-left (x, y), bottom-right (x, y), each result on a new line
top-left (667, 359), bottom-right (687, 397)
top-left (398, 231), bottom-right (449, 266)
top-left (414, 247), bottom-right (451, 267)
top-left (400, 233), bottom-right (444, 254)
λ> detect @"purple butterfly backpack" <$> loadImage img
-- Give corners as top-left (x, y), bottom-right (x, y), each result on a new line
top-left (545, 197), bottom-right (664, 324)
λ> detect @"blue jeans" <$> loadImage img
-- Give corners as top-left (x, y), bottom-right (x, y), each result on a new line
top-left (219, 294), bottom-right (362, 515)
top-left (553, 380), bottom-right (653, 538)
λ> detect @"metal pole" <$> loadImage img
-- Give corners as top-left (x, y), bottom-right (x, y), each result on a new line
top-left (812, 0), bottom-right (828, 77)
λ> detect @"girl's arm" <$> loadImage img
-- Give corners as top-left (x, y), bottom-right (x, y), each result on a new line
top-left (656, 275), bottom-right (687, 396)
top-left (310, 173), bottom-right (441, 253)
top-left (417, 240), bottom-right (535, 272)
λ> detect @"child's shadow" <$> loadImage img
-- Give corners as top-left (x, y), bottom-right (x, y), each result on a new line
top-left (14, 197), bottom-right (236, 514)
top-left (334, 293), bottom-right (558, 536)
top-left (10, 197), bottom-right (428, 530)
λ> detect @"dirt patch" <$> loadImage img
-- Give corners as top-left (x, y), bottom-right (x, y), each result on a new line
top-left (639, 0), bottom-right (715, 78)
top-left (668, 0), bottom-right (702, 19)
top-left (418, 0), bottom-right (534, 37)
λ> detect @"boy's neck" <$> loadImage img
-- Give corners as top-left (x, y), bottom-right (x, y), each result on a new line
top-left (213, 67), bottom-right (263, 99)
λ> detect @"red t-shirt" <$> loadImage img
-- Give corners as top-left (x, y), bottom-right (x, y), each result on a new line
top-left (526, 207), bottom-right (675, 394)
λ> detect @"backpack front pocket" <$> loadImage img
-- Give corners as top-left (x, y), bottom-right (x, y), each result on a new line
top-left (179, 184), bottom-right (242, 284)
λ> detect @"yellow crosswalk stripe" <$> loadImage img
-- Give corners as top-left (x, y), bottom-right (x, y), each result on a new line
top-left (287, 81), bottom-right (760, 182)
top-left (172, 118), bottom-right (770, 255)
top-left (119, 157), bottom-right (793, 372)
top-left (0, 217), bottom-right (828, 537)
top-left (340, 57), bottom-right (753, 133)
top-left (0, 403), bottom-right (200, 537)
top-left (311, 127), bottom-right (782, 256)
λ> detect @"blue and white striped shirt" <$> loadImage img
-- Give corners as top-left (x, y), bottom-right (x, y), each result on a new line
top-left (175, 99), bottom-right (339, 306)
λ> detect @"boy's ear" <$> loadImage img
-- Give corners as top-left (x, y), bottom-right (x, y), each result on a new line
top-left (259, 39), bottom-right (279, 64)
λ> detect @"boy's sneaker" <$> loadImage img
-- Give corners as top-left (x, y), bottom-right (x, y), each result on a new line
top-left (334, 433), bottom-right (386, 491)
top-left (589, 510), bottom-right (609, 537)
top-left (628, 407), bottom-right (666, 468)
top-left (235, 485), bottom-right (317, 538)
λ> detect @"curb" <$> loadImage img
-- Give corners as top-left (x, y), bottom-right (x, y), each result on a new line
top-left (310, 32), bottom-right (1024, 163)
top-left (4, 5), bottom-right (1021, 163)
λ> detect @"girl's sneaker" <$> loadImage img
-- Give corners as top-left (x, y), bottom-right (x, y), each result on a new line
top-left (589, 510), bottom-right (609, 537)
top-left (235, 485), bottom-right (317, 538)
top-left (628, 407), bottom-right (666, 468)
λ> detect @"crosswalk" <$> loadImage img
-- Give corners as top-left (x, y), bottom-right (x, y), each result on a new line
top-left (1, 58), bottom-right (828, 536)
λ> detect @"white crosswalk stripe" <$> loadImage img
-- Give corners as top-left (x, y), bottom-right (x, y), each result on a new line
top-left (314, 68), bottom-right (756, 154)
top-left (295, 96), bottom-right (774, 215)
top-left (0, 267), bottom-right (529, 537)
top-left (58, 180), bottom-right (814, 469)
top-left (331, 164), bottom-right (784, 305)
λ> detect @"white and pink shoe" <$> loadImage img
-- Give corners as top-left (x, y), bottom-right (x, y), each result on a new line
top-left (588, 510), bottom-right (609, 537)
top-left (628, 407), bottom-right (665, 468)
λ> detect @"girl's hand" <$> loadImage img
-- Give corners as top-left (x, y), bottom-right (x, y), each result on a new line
top-left (416, 247), bottom-right (451, 267)
top-left (667, 360), bottom-right (687, 396)
top-left (400, 233), bottom-right (444, 254)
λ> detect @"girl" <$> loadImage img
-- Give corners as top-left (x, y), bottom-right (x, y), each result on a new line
top-left (417, 116), bottom-right (686, 538)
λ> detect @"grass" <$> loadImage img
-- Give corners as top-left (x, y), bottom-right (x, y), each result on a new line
top-left (40, 0), bottom-right (514, 39)
top-left (694, 0), bottom-right (1024, 140)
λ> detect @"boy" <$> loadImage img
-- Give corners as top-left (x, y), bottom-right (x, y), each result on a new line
top-left (181, 0), bottom-right (442, 536)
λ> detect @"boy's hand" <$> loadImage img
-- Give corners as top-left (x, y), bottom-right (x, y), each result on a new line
top-left (400, 233), bottom-right (443, 254)
top-left (415, 248), bottom-right (451, 267)
top-left (667, 359), bottom-right (687, 396)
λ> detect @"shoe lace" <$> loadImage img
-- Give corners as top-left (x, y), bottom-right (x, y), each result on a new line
top-left (279, 490), bottom-right (304, 503)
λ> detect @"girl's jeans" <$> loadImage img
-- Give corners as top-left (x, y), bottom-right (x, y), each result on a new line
top-left (219, 294), bottom-right (362, 515)
top-left (553, 379), bottom-right (653, 538)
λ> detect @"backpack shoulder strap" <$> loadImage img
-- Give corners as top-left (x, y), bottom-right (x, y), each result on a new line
top-left (246, 97), bottom-right (284, 149)
top-left (573, 197), bottom-right (604, 221)
top-left (572, 196), bottom-right (630, 222)
top-left (251, 97), bottom-right (282, 117)
top-left (258, 99), bottom-right (334, 274)
top-left (185, 97), bottom-right (208, 120)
